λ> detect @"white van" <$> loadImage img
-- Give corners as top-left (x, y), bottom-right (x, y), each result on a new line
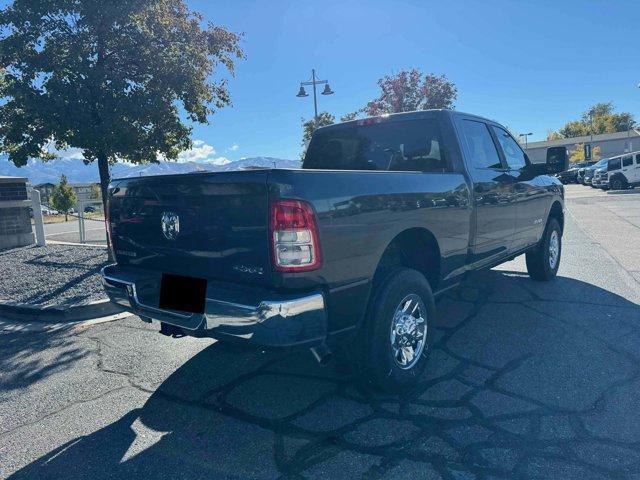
top-left (607, 151), bottom-right (640, 190)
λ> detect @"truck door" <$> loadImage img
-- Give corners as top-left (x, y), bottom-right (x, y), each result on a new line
top-left (489, 125), bottom-right (549, 250)
top-left (456, 117), bottom-right (517, 265)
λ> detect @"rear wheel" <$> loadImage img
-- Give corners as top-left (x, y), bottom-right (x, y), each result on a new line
top-left (526, 218), bottom-right (562, 281)
top-left (352, 268), bottom-right (435, 392)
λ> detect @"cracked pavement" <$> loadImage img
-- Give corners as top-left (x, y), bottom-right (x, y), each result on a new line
top-left (2, 185), bottom-right (640, 479)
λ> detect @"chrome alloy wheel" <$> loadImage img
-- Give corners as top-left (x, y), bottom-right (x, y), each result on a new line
top-left (549, 230), bottom-right (559, 269)
top-left (389, 294), bottom-right (428, 370)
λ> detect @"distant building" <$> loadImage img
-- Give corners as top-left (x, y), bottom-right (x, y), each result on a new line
top-left (33, 183), bottom-right (55, 205)
top-left (525, 130), bottom-right (640, 164)
top-left (33, 181), bottom-right (99, 205)
top-left (70, 183), bottom-right (99, 202)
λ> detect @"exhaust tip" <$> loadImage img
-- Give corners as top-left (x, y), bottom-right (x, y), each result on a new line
top-left (310, 344), bottom-right (333, 365)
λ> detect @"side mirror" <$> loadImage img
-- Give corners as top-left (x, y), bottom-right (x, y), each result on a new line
top-left (545, 147), bottom-right (568, 175)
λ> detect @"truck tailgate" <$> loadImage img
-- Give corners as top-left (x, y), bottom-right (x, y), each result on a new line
top-left (108, 170), bottom-right (272, 286)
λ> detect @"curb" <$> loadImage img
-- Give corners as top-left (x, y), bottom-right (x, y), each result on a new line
top-left (0, 298), bottom-right (124, 323)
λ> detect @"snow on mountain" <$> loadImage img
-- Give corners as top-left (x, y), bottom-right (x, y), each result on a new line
top-left (0, 155), bottom-right (300, 184)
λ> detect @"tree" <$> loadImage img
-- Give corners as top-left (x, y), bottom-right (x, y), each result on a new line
top-left (548, 103), bottom-right (635, 140)
top-left (363, 68), bottom-right (457, 116)
top-left (0, 0), bottom-right (243, 255)
top-left (301, 111), bottom-right (335, 150)
top-left (51, 175), bottom-right (77, 221)
top-left (89, 183), bottom-right (102, 200)
top-left (340, 111), bottom-right (359, 122)
top-left (569, 143), bottom-right (601, 163)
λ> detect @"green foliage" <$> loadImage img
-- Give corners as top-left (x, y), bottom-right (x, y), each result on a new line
top-left (548, 103), bottom-right (635, 140)
top-left (340, 111), bottom-right (359, 122)
top-left (0, 0), bottom-right (243, 197)
top-left (51, 175), bottom-right (77, 221)
top-left (301, 111), bottom-right (335, 149)
top-left (89, 184), bottom-right (102, 200)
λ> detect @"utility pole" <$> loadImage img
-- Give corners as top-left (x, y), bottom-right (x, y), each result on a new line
top-left (519, 132), bottom-right (533, 149)
top-left (296, 69), bottom-right (334, 127)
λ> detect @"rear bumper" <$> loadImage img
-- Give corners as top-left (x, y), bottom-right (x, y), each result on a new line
top-left (101, 265), bottom-right (327, 348)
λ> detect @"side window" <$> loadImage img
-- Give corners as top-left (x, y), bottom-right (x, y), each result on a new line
top-left (460, 120), bottom-right (503, 169)
top-left (636, 154), bottom-right (640, 165)
top-left (623, 156), bottom-right (633, 167)
top-left (491, 125), bottom-right (527, 170)
top-left (608, 158), bottom-right (621, 171)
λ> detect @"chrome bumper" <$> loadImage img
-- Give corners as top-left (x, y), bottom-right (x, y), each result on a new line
top-left (101, 265), bottom-right (327, 347)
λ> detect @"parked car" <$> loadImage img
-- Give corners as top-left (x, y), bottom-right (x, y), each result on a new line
top-left (607, 151), bottom-right (640, 190)
top-left (84, 205), bottom-right (97, 213)
top-left (583, 159), bottom-right (608, 186)
top-left (556, 161), bottom-right (589, 184)
top-left (101, 110), bottom-right (565, 392)
top-left (576, 161), bottom-right (597, 184)
top-left (41, 206), bottom-right (59, 215)
top-left (592, 166), bottom-right (609, 189)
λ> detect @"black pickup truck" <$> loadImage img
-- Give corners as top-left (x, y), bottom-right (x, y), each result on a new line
top-left (102, 110), bottom-right (565, 391)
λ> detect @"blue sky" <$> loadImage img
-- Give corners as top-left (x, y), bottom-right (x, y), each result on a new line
top-left (2, 0), bottom-right (638, 163)
top-left (186, 0), bottom-right (640, 161)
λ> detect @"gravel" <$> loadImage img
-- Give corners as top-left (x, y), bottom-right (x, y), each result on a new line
top-left (0, 244), bottom-right (109, 308)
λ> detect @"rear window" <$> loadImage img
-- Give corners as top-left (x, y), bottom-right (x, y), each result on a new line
top-left (303, 119), bottom-right (448, 172)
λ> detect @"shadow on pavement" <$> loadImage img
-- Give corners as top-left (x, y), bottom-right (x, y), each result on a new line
top-left (8, 270), bottom-right (640, 479)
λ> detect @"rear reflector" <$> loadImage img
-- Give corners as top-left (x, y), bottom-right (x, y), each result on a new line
top-left (270, 199), bottom-right (321, 272)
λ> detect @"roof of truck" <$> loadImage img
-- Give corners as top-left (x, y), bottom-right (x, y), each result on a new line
top-left (317, 109), bottom-right (500, 131)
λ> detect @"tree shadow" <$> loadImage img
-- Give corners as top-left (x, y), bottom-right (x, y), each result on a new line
top-left (7, 269), bottom-right (640, 479)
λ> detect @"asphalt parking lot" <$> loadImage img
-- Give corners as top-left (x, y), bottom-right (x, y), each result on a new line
top-left (43, 218), bottom-right (107, 245)
top-left (2, 185), bottom-right (640, 479)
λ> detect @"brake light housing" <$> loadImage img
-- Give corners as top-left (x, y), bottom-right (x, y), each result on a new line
top-left (270, 199), bottom-right (322, 272)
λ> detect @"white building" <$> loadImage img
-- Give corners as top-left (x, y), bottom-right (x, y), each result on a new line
top-left (524, 129), bottom-right (640, 164)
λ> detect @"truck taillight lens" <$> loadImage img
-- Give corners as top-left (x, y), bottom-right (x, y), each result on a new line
top-left (270, 199), bottom-right (321, 272)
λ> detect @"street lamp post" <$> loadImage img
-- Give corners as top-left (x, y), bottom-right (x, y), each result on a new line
top-left (519, 132), bottom-right (533, 149)
top-left (296, 69), bottom-right (334, 127)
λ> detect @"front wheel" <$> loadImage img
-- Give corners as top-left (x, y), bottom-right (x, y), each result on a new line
top-left (610, 176), bottom-right (627, 191)
top-left (526, 218), bottom-right (562, 281)
top-left (353, 268), bottom-right (435, 392)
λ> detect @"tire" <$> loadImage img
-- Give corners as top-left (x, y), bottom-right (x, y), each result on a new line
top-left (352, 268), bottom-right (435, 392)
top-left (526, 218), bottom-right (562, 281)
top-left (610, 176), bottom-right (627, 191)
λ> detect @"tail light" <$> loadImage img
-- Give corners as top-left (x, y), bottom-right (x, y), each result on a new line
top-left (270, 199), bottom-right (322, 272)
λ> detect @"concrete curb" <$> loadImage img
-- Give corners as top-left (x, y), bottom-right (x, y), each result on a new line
top-left (0, 298), bottom-right (124, 323)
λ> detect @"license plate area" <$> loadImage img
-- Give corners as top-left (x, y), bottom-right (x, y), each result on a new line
top-left (159, 273), bottom-right (207, 314)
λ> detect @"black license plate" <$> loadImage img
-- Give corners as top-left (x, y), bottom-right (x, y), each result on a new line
top-left (159, 273), bottom-right (207, 314)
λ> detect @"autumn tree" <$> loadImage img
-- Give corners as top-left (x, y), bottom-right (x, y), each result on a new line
top-left (301, 111), bottom-right (335, 150)
top-left (363, 68), bottom-right (457, 116)
top-left (0, 0), bottom-right (243, 244)
top-left (51, 175), bottom-right (77, 221)
top-left (548, 103), bottom-right (635, 140)
top-left (569, 143), bottom-right (601, 163)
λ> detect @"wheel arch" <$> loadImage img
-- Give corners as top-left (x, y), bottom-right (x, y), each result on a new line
top-left (548, 200), bottom-right (564, 234)
top-left (372, 227), bottom-right (442, 292)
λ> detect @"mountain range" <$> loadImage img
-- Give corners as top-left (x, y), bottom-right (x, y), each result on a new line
top-left (0, 156), bottom-right (300, 184)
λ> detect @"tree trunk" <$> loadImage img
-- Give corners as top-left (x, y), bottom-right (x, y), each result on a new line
top-left (97, 152), bottom-right (114, 262)
top-left (65, 212), bottom-right (68, 222)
